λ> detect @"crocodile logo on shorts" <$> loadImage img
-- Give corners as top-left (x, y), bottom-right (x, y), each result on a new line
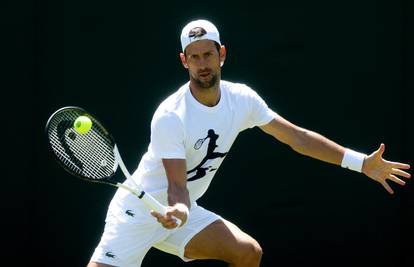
top-left (105, 251), bottom-right (116, 258)
top-left (125, 209), bottom-right (135, 217)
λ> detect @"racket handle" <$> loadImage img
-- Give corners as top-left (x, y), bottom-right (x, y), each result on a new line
top-left (116, 183), bottom-right (164, 213)
top-left (140, 191), bottom-right (167, 214)
top-left (117, 183), bottom-right (182, 226)
top-left (141, 193), bottom-right (183, 226)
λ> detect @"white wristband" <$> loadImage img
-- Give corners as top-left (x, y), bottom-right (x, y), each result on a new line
top-left (341, 148), bottom-right (366, 172)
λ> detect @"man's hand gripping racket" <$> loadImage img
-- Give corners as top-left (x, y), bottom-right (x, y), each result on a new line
top-left (45, 106), bottom-right (182, 227)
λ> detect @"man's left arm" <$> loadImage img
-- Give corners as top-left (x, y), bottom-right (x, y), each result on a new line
top-left (259, 115), bottom-right (411, 194)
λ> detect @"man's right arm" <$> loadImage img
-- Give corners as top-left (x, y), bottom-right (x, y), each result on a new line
top-left (150, 158), bottom-right (190, 229)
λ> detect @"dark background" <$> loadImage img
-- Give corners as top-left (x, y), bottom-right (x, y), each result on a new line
top-left (3, 0), bottom-right (413, 266)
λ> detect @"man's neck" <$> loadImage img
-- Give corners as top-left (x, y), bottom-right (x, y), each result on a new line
top-left (189, 81), bottom-right (221, 107)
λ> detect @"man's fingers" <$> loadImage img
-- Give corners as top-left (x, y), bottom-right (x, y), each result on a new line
top-left (165, 210), bottom-right (174, 217)
top-left (158, 217), bottom-right (178, 229)
top-left (164, 220), bottom-right (178, 229)
top-left (391, 168), bottom-right (411, 179)
top-left (376, 143), bottom-right (385, 157)
top-left (152, 205), bottom-right (188, 229)
top-left (389, 174), bottom-right (406, 186)
top-left (381, 181), bottom-right (394, 194)
top-left (390, 162), bottom-right (411, 170)
top-left (150, 211), bottom-right (162, 219)
top-left (151, 210), bottom-right (178, 228)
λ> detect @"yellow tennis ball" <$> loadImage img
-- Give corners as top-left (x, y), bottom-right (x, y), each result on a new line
top-left (73, 116), bottom-right (92, 134)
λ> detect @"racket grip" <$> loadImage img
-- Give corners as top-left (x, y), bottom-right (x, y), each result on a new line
top-left (142, 193), bottom-right (182, 226)
top-left (140, 192), bottom-right (167, 214)
top-left (117, 183), bottom-right (183, 227)
top-left (117, 183), bottom-right (166, 214)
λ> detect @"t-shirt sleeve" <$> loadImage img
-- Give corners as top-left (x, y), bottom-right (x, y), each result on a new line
top-left (149, 112), bottom-right (186, 159)
top-left (242, 86), bottom-right (278, 130)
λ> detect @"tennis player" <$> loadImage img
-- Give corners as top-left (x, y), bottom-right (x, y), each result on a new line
top-left (87, 19), bottom-right (411, 267)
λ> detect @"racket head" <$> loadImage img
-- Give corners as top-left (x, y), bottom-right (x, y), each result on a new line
top-left (45, 106), bottom-right (118, 184)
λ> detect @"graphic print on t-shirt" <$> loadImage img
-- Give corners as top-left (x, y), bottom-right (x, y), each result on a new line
top-left (187, 129), bottom-right (228, 182)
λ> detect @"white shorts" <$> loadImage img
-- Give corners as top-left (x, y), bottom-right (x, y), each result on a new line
top-left (90, 202), bottom-right (221, 267)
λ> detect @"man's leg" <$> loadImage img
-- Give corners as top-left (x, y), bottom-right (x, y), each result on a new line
top-left (86, 215), bottom-right (169, 267)
top-left (184, 219), bottom-right (263, 267)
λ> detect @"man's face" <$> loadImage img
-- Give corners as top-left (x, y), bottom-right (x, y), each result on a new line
top-left (180, 40), bottom-right (224, 89)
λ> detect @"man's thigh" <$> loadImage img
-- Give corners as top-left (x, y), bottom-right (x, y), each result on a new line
top-left (152, 205), bottom-right (221, 261)
top-left (184, 218), bottom-right (262, 263)
top-left (89, 219), bottom-right (168, 266)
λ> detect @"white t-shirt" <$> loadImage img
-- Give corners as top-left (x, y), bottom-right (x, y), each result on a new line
top-left (132, 80), bottom-right (277, 203)
top-left (109, 80), bottom-right (277, 218)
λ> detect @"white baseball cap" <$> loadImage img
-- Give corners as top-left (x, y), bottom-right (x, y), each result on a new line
top-left (180, 19), bottom-right (221, 52)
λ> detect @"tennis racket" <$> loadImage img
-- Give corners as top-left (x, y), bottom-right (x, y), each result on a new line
top-left (45, 106), bottom-right (178, 223)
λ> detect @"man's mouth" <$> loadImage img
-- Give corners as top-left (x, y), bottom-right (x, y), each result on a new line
top-left (199, 71), bottom-right (211, 78)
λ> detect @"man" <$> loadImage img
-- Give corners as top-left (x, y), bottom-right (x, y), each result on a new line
top-left (88, 19), bottom-right (411, 267)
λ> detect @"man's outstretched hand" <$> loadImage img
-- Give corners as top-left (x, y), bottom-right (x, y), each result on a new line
top-left (362, 143), bottom-right (411, 194)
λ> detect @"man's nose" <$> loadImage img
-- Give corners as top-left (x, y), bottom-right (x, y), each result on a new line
top-left (197, 57), bottom-right (207, 66)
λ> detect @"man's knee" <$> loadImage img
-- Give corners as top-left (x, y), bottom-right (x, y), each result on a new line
top-left (234, 240), bottom-right (263, 265)
top-left (183, 219), bottom-right (263, 266)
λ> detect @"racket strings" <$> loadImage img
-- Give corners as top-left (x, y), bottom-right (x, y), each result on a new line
top-left (48, 109), bottom-right (116, 180)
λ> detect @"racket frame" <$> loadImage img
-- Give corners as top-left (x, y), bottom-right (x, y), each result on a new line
top-left (113, 145), bottom-right (167, 214)
top-left (45, 106), bottom-right (182, 224)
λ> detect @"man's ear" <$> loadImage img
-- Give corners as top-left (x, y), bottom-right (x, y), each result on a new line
top-left (180, 53), bottom-right (189, 69)
top-left (219, 45), bottom-right (226, 67)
